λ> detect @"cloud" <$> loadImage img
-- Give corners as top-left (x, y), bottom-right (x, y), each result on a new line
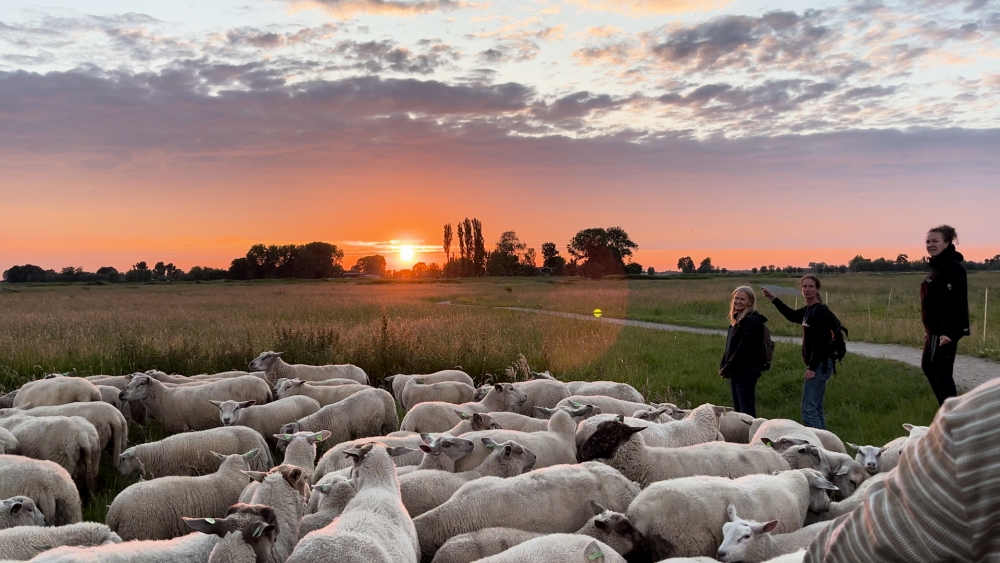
top-left (289, 0), bottom-right (467, 17)
top-left (333, 39), bottom-right (460, 74)
top-left (566, 0), bottom-right (734, 16)
top-left (657, 79), bottom-right (839, 120)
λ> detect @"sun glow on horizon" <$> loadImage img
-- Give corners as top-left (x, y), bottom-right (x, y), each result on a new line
top-left (399, 245), bottom-right (414, 263)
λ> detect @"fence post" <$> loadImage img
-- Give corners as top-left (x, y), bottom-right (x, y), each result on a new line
top-left (985, 288), bottom-right (990, 346)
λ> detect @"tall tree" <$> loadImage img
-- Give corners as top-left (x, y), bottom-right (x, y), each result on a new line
top-left (567, 227), bottom-right (636, 278)
top-left (457, 222), bottom-right (467, 261)
top-left (353, 255), bottom-right (387, 276)
top-left (677, 257), bottom-right (696, 273)
top-left (443, 223), bottom-right (453, 263)
top-left (472, 218), bottom-right (486, 277)
top-left (697, 257), bottom-right (714, 274)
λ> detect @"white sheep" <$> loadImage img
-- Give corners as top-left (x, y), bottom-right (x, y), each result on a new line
top-left (564, 379), bottom-right (645, 403)
top-left (299, 474), bottom-right (357, 538)
top-left (0, 496), bottom-right (45, 529)
top-left (577, 404), bottom-right (722, 451)
top-left (241, 431), bottom-right (328, 503)
top-left (278, 388), bottom-right (398, 452)
top-left (0, 414), bottom-right (101, 497)
top-left (444, 412), bottom-right (503, 435)
top-left (451, 408), bottom-right (578, 472)
top-left (719, 412), bottom-right (759, 443)
top-left (556, 395), bottom-right (649, 419)
top-left (273, 379), bottom-right (370, 407)
top-left (778, 443), bottom-right (868, 500)
top-left (0, 427), bottom-right (17, 454)
top-left (387, 371), bottom-right (475, 407)
top-left (12, 377), bottom-right (102, 408)
top-left (0, 455), bottom-right (81, 526)
top-left (399, 438), bottom-right (536, 517)
top-left (413, 461), bottom-right (640, 560)
top-left (802, 472), bottom-right (888, 525)
top-left (287, 443), bottom-right (420, 563)
top-left (1, 390), bottom-right (18, 409)
top-left (400, 384), bottom-right (529, 434)
top-left (749, 419), bottom-right (846, 454)
top-left (211, 396), bottom-right (321, 445)
top-left (473, 534), bottom-right (626, 563)
top-left (716, 504), bottom-right (832, 562)
top-left (312, 434), bottom-right (426, 481)
top-left (400, 378), bottom-right (476, 412)
top-left (191, 370), bottom-right (256, 380)
top-left (117, 426), bottom-right (273, 479)
top-left (119, 374), bottom-right (272, 433)
top-left (248, 351), bottom-right (368, 386)
top-left (242, 465), bottom-right (309, 563)
top-left (184, 503), bottom-right (279, 563)
top-left (0, 522), bottom-right (121, 560)
top-left (108, 451), bottom-right (258, 541)
top-left (2, 401), bottom-right (128, 464)
top-left (577, 420), bottom-right (789, 488)
top-left (509, 379), bottom-right (572, 417)
top-left (626, 468), bottom-right (838, 559)
top-left (396, 434), bottom-right (476, 475)
top-left (847, 432), bottom-right (908, 475)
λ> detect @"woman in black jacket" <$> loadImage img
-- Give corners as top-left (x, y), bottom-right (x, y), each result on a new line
top-left (720, 286), bottom-right (767, 416)
top-left (921, 225), bottom-right (970, 405)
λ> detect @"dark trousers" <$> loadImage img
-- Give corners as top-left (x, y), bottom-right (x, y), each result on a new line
top-left (730, 371), bottom-right (760, 418)
top-left (922, 336), bottom-right (958, 406)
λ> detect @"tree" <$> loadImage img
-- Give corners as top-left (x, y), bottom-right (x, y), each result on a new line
top-left (752, 267), bottom-right (758, 274)
top-left (443, 224), bottom-right (453, 264)
top-left (697, 257), bottom-right (714, 274)
top-left (624, 262), bottom-right (644, 275)
top-left (647, 266), bottom-right (656, 275)
top-left (457, 222), bottom-right (467, 261)
top-left (154, 262), bottom-right (167, 277)
top-left (2, 264), bottom-right (47, 283)
top-left (568, 227), bottom-right (637, 278)
top-left (541, 242), bottom-right (567, 275)
top-left (412, 262), bottom-right (428, 278)
top-left (677, 257), bottom-right (696, 273)
top-left (895, 253), bottom-right (909, 266)
top-left (472, 218), bottom-right (486, 277)
top-left (353, 255), bottom-right (386, 276)
top-left (229, 257), bottom-right (254, 280)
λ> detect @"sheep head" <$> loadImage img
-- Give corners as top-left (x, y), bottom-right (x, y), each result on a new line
top-left (577, 420), bottom-right (644, 462)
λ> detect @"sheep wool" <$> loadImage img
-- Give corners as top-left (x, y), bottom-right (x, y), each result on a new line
top-left (278, 388), bottom-right (399, 453)
top-left (430, 527), bottom-right (544, 563)
top-left (312, 434), bottom-right (426, 479)
top-left (183, 503), bottom-right (279, 563)
top-left (0, 427), bottom-right (17, 455)
top-left (243, 465), bottom-right (309, 563)
top-left (13, 377), bottom-right (102, 408)
top-left (400, 379), bottom-right (476, 412)
top-left (249, 351), bottom-right (368, 386)
top-left (120, 375), bottom-right (272, 433)
top-left (0, 522), bottom-right (121, 560)
top-left (0, 414), bottom-right (101, 497)
top-left (399, 384), bottom-right (529, 434)
top-left (451, 408), bottom-right (577, 472)
top-left (2, 401), bottom-right (128, 464)
top-left (0, 455), bottom-right (82, 526)
top-left (118, 426), bottom-right (273, 479)
top-left (386, 371), bottom-right (475, 408)
top-left (0, 496), bottom-right (45, 529)
top-left (273, 380), bottom-right (370, 407)
top-left (212, 396), bottom-right (322, 445)
top-left (472, 534), bottom-right (626, 563)
top-left (299, 475), bottom-right (357, 538)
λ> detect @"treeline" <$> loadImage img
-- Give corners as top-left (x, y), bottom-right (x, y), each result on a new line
top-left (1, 262), bottom-right (230, 283)
top-left (673, 253), bottom-right (1000, 275)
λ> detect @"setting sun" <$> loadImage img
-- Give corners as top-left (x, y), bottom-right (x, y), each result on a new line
top-left (400, 245), bottom-right (414, 263)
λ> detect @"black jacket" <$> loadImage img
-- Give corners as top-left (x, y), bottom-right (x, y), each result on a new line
top-left (720, 310), bottom-right (766, 377)
top-left (921, 245), bottom-right (971, 341)
top-left (772, 298), bottom-right (832, 371)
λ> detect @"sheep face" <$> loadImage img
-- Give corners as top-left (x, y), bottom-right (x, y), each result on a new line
top-left (590, 501), bottom-right (643, 553)
top-left (248, 351), bottom-right (284, 373)
top-left (577, 420), bottom-right (644, 462)
top-left (493, 383), bottom-right (528, 408)
top-left (2, 496), bottom-right (46, 526)
top-left (211, 400), bottom-right (257, 426)
top-left (848, 444), bottom-right (884, 474)
top-left (473, 385), bottom-right (491, 402)
top-left (831, 460), bottom-right (868, 501)
top-left (185, 503), bottom-right (278, 563)
top-left (716, 504), bottom-right (779, 563)
top-left (117, 447), bottom-right (142, 475)
top-left (764, 436), bottom-right (812, 454)
top-left (419, 434), bottom-right (475, 461)
top-left (119, 375), bottom-right (154, 401)
top-left (274, 379), bottom-right (305, 399)
top-left (803, 469), bottom-right (839, 514)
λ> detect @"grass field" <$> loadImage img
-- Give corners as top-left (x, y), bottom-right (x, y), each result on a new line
top-left (0, 277), bottom-right (956, 521)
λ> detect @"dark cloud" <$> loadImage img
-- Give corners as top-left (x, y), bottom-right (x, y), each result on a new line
top-left (333, 39), bottom-right (459, 74)
top-left (657, 80), bottom-right (838, 117)
top-left (292, 0), bottom-right (462, 16)
top-left (476, 40), bottom-right (540, 62)
top-left (840, 85), bottom-right (898, 99)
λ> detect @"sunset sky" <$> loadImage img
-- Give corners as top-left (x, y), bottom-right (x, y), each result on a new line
top-left (1, 0), bottom-right (998, 272)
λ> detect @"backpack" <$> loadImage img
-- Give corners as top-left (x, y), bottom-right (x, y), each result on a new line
top-left (760, 320), bottom-right (775, 372)
top-left (824, 305), bottom-right (849, 363)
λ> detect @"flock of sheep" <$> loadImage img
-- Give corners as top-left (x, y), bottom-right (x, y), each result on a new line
top-left (0, 351), bottom-right (929, 563)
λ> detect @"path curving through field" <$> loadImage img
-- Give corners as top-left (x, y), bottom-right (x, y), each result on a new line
top-left (439, 302), bottom-right (1000, 393)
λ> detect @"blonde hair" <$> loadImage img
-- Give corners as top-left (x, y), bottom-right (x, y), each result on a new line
top-left (729, 286), bottom-right (757, 326)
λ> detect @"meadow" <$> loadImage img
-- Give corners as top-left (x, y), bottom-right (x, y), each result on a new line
top-left (0, 276), bottom-right (956, 520)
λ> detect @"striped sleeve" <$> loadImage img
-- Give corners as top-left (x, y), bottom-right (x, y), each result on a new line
top-left (804, 379), bottom-right (1000, 562)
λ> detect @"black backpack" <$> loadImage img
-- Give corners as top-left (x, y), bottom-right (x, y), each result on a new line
top-left (760, 320), bottom-right (775, 372)
top-left (824, 305), bottom-right (849, 363)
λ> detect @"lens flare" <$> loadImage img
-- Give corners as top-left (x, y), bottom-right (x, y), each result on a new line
top-left (400, 245), bottom-right (414, 262)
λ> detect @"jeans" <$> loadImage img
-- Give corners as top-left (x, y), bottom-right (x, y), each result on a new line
top-left (730, 370), bottom-right (761, 418)
top-left (802, 358), bottom-right (833, 430)
top-left (922, 336), bottom-right (958, 406)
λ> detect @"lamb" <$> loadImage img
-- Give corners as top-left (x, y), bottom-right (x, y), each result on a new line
top-left (277, 388), bottom-right (398, 452)
top-left (399, 438), bottom-right (536, 517)
top-left (563, 379), bottom-right (645, 403)
top-left (108, 451), bottom-right (258, 541)
top-left (0, 427), bottom-right (17, 454)
top-left (0, 414), bottom-right (101, 497)
top-left (0, 522), bottom-right (121, 560)
top-left (248, 351), bottom-right (369, 385)
top-left (577, 420), bottom-right (789, 488)
top-left (242, 465), bottom-right (309, 563)
top-left (386, 371), bottom-right (475, 407)
top-left (750, 419), bottom-right (846, 454)
top-left (400, 384), bottom-right (529, 434)
top-left (473, 535), bottom-right (626, 563)
top-left (396, 434), bottom-right (475, 475)
top-left (413, 461), bottom-right (640, 560)
top-left (716, 504), bottom-right (832, 563)
top-left (312, 434), bottom-right (427, 481)
top-left (117, 426), bottom-right (273, 479)
top-left (626, 468), bottom-right (838, 559)
top-left (286, 443), bottom-right (420, 563)
top-left (241, 431), bottom-right (329, 503)
top-left (451, 408), bottom-right (578, 472)
top-left (400, 378), bottom-right (476, 412)
top-left (0, 455), bottom-right (82, 526)
top-left (119, 374), bottom-right (272, 433)
top-left (273, 379), bottom-right (370, 407)
top-left (444, 412), bottom-right (502, 435)
top-left (508, 379), bottom-right (572, 417)
top-left (556, 395), bottom-right (649, 419)
top-left (0, 496), bottom-right (45, 529)
top-left (778, 443), bottom-right (868, 500)
top-left (212, 396), bottom-right (321, 445)
top-left (2, 401), bottom-right (128, 463)
top-left (12, 377), bottom-right (102, 408)
top-left (184, 504), bottom-right (279, 563)
top-left (299, 474), bottom-right (358, 538)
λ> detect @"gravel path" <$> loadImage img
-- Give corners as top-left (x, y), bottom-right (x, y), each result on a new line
top-left (442, 303), bottom-right (1000, 393)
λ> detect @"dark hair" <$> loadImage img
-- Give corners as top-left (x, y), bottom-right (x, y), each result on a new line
top-left (928, 225), bottom-right (958, 245)
top-left (799, 274), bottom-right (823, 302)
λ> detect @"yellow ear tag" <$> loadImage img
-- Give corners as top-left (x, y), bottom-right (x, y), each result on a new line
top-left (283, 434), bottom-right (291, 440)
top-left (205, 518), bottom-right (216, 524)
top-left (485, 443), bottom-right (495, 450)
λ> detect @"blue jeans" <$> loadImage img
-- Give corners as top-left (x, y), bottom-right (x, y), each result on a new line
top-left (802, 358), bottom-right (833, 429)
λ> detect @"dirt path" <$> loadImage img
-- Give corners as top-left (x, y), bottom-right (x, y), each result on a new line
top-left (443, 303), bottom-right (999, 393)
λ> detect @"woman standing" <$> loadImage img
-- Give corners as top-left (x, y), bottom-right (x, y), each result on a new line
top-left (921, 225), bottom-right (970, 405)
top-left (719, 286), bottom-right (767, 417)
top-left (762, 275), bottom-right (834, 430)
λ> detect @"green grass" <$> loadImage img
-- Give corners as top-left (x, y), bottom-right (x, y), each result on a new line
top-left (0, 279), bottom-right (944, 522)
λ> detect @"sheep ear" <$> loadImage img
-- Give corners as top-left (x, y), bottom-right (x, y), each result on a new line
top-left (758, 519), bottom-right (780, 534)
top-left (493, 383), bottom-right (503, 392)
top-left (589, 500), bottom-right (607, 515)
top-left (418, 444), bottom-right (433, 453)
top-left (535, 406), bottom-right (555, 416)
top-left (614, 415), bottom-right (623, 423)
top-left (312, 430), bottom-right (332, 443)
top-left (120, 449), bottom-right (135, 459)
top-left (9, 502), bottom-right (23, 515)
top-left (274, 351), bottom-right (286, 357)
top-left (292, 380), bottom-right (305, 387)
top-left (584, 540), bottom-right (605, 563)
top-left (244, 449), bottom-right (260, 460)
top-left (811, 476), bottom-right (840, 491)
top-left (312, 484), bottom-right (329, 493)
top-left (274, 434), bottom-right (293, 442)
top-left (242, 470), bottom-right (267, 482)
top-left (625, 425), bottom-right (645, 435)
top-left (183, 517), bottom-right (225, 536)
top-left (594, 518), bottom-right (611, 532)
top-left (847, 442), bottom-right (860, 452)
top-left (239, 401), bottom-right (256, 408)
top-left (456, 411), bottom-right (471, 420)
top-left (836, 465), bottom-right (850, 476)
top-left (727, 503), bottom-right (739, 522)
top-left (503, 444), bottom-right (513, 457)
top-left (284, 467), bottom-right (304, 487)
top-left (481, 438), bottom-right (497, 450)
top-left (209, 400), bottom-right (223, 407)
top-left (212, 451), bottom-right (227, 461)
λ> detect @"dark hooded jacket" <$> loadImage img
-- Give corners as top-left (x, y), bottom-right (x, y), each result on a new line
top-left (720, 310), bottom-right (767, 377)
top-left (921, 244), bottom-right (971, 341)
